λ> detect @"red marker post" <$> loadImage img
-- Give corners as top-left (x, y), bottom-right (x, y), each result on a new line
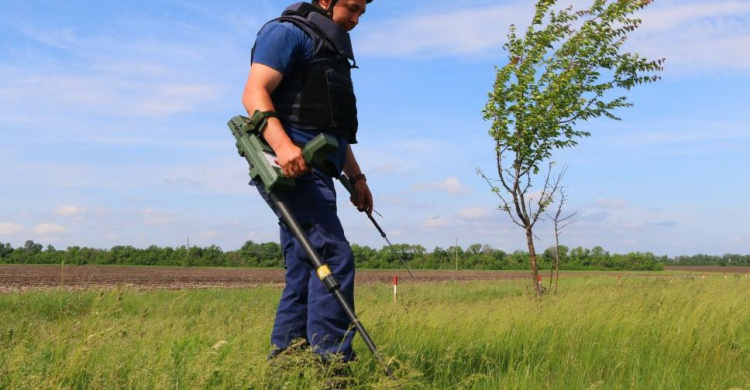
top-left (393, 275), bottom-right (398, 303)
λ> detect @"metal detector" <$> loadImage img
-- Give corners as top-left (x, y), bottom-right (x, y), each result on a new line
top-left (227, 113), bottom-right (393, 377)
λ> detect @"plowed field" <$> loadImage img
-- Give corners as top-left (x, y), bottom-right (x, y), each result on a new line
top-left (1, 264), bottom-right (745, 293)
top-left (0, 265), bottom-right (533, 293)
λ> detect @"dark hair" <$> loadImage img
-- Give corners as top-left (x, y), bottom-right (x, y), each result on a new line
top-left (311, 0), bottom-right (373, 5)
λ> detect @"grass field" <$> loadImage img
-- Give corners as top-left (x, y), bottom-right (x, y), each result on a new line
top-left (0, 274), bottom-right (747, 389)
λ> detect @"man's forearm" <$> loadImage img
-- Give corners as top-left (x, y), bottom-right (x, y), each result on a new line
top-left (343, 144), bottom-right (372, 214)
top-left (343, 145), bottom-right (363, 177)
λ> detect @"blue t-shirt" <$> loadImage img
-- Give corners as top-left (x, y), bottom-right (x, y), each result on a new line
top-left (253, 22), bottom-right (314, 77)
top-left (252, 21), bottom-right (348, 175)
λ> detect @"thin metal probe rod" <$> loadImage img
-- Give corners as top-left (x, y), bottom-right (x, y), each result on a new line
top-left (367, 215), bottom-right (416, 280)
top-left (338, 175), bottom-right (416, 280)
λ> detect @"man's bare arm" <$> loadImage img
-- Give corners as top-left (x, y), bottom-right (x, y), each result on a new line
top-left (241, 63), bottom-right (308, 178)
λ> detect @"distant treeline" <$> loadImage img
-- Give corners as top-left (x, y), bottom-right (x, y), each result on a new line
top-left (668, 253), bottom-right (750, 266)
top-left (2, 240), bottom-right (747, 270)
top-left (12, 240), bottom-right (750, 270)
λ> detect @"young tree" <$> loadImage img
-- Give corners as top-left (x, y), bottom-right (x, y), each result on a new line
top-left (546, 176), bottom-right (576, 295)
top-left (481, 0), bottom-right (663, 295)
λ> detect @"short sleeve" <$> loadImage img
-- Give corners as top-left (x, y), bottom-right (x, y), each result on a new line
top-left (251, 21), bottom-right (314, 77)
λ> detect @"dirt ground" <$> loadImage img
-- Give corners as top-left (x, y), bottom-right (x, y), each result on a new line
top-left (0, 264), bottom-right (746, 293)
top-left (663, 265), bottom-right (750, 274)
top-left (0, 265), bottom-right (530, 293)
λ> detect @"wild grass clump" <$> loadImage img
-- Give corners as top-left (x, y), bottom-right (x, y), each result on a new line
top-left (0, 274), bottom-right (747, 389)
top-left (372, 276), bottom-right (748, 389)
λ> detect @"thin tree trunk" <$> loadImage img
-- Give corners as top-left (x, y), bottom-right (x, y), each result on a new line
top-left (553, 231), bottom-right (561, 295)
top-left (526, 227), bottom-right (541, 296)
top-left (549, 243), bottom-right (557, 292)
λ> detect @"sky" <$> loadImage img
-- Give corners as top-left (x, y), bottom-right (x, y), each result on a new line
top-left (1, 0), bottom-right (748, 257)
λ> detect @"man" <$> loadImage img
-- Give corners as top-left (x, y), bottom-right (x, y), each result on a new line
top-left (241, 0), bottom-right (373, 363)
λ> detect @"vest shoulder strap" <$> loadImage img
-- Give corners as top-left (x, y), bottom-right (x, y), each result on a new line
top-left (276, 3), bottom-right (355, 64)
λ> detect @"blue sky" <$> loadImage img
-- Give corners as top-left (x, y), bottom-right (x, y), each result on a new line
top-left (1, 0), bottom-right (748, 257)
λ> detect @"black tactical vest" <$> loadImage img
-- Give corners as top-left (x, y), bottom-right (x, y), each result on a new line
top-left (253, 2), bottom-right (359, 143)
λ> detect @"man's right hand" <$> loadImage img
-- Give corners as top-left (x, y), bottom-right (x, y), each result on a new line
top-left (275, 141), bottom-right (309, 178)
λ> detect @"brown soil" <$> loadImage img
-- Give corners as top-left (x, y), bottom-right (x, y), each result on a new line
top-left (663, 265), bottom-right (750, 274)
top-left (0, 265), bottom-right (535, 293)
top-left (1, 264), bottom-right (745, 293)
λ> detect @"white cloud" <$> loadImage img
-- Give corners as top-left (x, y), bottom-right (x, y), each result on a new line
top-left (164, 176), bottom-right (203, 188)
top-left (593, 199), bottom-right (629, 209)
top-left (637, 1), bottom-right (750, 33)
top-left (0, 16), bottom-right (234, 128)
top-left (0, 73), bottom-right (222, 120)
top-left (457, 207), bottom-right (493, 221)
top-left (358, 0), bottom-right (750, 73)
top-left (53, 205), bottom-right (88, 217)
top-left (578, 211), bottom-right (609, 223)
top-left (34, 223), bottom-right (69, 235)
top-left (123, 82), bottom-right (222, 117)
top-left (142, 208), bottom-right (180, 226)
top-left (595, 120), bottom-right (750, 149)
top-left (198, 230), bottom-right (222, 238)
top-left (0, 222), bottom-right (25, 235)
top-left (423, 215), bottom-right (450, 228)
top-left (93, 207), bottom-right (110, 216)
top-left (357, 3), bottom-right (529, 58)
top-left (0, 74), bottom-right (115, 110)
top-left (525, 190), bottom-right (548, 203)
top-left (618, 0), bottom-right (750, 73)
top-left (370, 161), bottom-right (416, 176)
top-left (411, 176), bottom-right (471, 194)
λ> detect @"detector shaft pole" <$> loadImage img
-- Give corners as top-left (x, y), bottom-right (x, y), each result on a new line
top-left (268, 191), bottom-right (392, 376)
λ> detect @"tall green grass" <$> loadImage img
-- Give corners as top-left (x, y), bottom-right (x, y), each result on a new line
top-left (0, 275), bottom-right (747, 389)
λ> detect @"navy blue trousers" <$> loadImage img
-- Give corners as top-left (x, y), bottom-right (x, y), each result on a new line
top-left (255, 170), bottom-right (356, 361)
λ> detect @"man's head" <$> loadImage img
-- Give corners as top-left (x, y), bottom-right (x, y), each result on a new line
top-left (313, 0), bottom-right (369, 31)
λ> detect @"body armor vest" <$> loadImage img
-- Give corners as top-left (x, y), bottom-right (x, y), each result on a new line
top-left (254, 2), bottom-right (359, 143)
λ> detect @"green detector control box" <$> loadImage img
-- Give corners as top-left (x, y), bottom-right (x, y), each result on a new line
top-left (227, 113), bottom-right (339, 193)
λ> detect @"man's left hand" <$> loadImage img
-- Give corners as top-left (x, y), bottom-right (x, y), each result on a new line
top-left (352, 180), bottom-right (373, 215)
